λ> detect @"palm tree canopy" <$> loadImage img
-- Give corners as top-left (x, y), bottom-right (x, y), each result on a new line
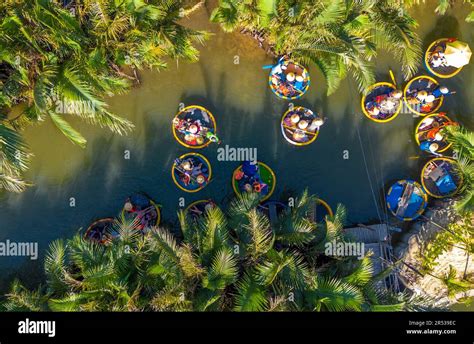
top-left (211, 0), bottom-right (421, 94)
top-left (1, 192), bottom-right (441, 312)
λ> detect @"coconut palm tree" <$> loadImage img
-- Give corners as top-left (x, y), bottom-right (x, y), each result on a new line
top-left (440, 265), bottom-right (473, 299)
top-left (446, 126), bottom-right (474, 214)
top-left (0, 0), bottom-right (208, 192)
top-left (2, 192), bottom-right (442, 312)
top-left (0, 120), bottom-right (30, 192)
top-left (211, 0), bottom-right (421, 94)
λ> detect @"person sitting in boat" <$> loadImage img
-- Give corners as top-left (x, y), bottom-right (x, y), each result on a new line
top-left (298, 119), bottom-right (309, 131)
top-left (237, 175), bottom-right (268, 196)
top-left (429, 46), bottom-right (447, 68)
top-left (189, 201), bottom-right (215, 217)
top-left (125, 194), bottom-right (150, 212)
top-left (176, 159), bottom-right (195, 186)
top-left (421, 95), bottom-right (436, 112)
top-left (419, 113), bottom-right (456, 134)
top-left (307, 117), bottom-right (325, 131)
top-left (252, 180), bottom-right (268, 195)
top-left (186, 123), bottom-right (201, 136)
top-left (176, 159), bottom-right (208, 188)
top-left (242, 160), bottom-right (258, 177)
top-left (416, 90), bottom-right (428, 103)
top-left (124, 201), bottom-right (136, 213)
top-left (284, 113), bottom-right (300, 127)
top-left (379, 94), bottom-right (400, 114)
top-left (373, 90), bottom-right (403, 107)
top-left (123, 194), bottom-right (157, 231)
top-left (235, 161), bottom-right (268, 195)
top-left (365, 101), bottom-right (381, 117)
top-left (292, 129), bottom-right (308, 142)
top-left (173, 118), bottom-right (187, 131)
top-left (431, 86), bottom-right (453, 99)
top-left (387, 89), bottom-right (403, 105)
top-left (420, 141), bottom-right (442, 156)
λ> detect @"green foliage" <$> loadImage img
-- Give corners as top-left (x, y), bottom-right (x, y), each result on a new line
top-left (0, 121), bottom-right (31, 192)
top-left (446, 126), bottom-right (474, 214)
top-left (441, 265), bottom-right (473, 298)
top-left (211, 0), bottom-right (421, 94)
top-left (0, 0), bottom-right (208, 192)
top-left (1, 192), bottom-right (438, 312)
top-left (422, 214), bottom-right (473, 271)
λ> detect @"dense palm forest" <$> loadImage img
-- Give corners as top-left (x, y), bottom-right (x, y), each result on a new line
top-left (0, 0), bottom-right (208, 192)
top-left (2, 192), bottom-right (437, 312)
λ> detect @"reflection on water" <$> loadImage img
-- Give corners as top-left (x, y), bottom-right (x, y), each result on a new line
top-left (0, 3), bottom-right (473, 290)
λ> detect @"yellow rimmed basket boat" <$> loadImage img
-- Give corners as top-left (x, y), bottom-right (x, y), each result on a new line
top-left (386, 180), bottom-right (428, 221)
top-left (281, 107), bottom-right (321, 146)
top-left (258, 200), bottom-right (287, 223)
top-left (361, 81), bottom-right (403, 123)
top-left (269, 57), bottom-right (310, 100)
top-left (172, 105), bottom-right (219, 149)
top-left (425, 38), bottom-right (470, 79)
top-left (415, 113), bottom-right (457, 153)
top-left (121, 193), bottom-right (161, 230)
top-left (184, 199), bottom-right (216, 220)
top-left (421, 157), bottom-right (463, 199)
top-left (403, 75), bottom-right (444, 116)
top-left (84, 217), bottom-right (116, 244)
top-left (172, 153), bottom-right (212, 193)
top-left (311, 198), bottom-right (334, 222)
top-left (232, 161), bottom-right (276, 202)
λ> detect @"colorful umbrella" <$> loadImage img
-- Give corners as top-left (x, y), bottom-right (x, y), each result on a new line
top-left (444, 41), bottom-right (472, 68)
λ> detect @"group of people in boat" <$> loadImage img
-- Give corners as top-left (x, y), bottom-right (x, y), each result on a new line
top-left (173, 107), bottom-right (220, 147)
top-left (405, 82), bottom-right (453, 113)
top-left (426, 39), bottom-right (472, 78)
top-left (429, 43), bottom-right (450, 69)
top-left (85, 193), bottom-right (160, 244)
top-left (270, 56), bottom-right (309, 99)
top-left (417, 113), bottom-right (456, 156)
top-left (234, 161), bottom-right (270, 197)
top-left (123, 193), bottom-right (159, 231)
top-left (282, 108), bottom-right (325, 144)
top-left (174, 155), bottom-right (209, 189)
top-left (365, 88), bottom-right (403, 119)
top-left (186, 200), bottom-right (216, 219)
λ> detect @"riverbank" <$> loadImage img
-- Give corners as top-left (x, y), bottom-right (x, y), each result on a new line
top-left (395, 200), bottom-right (473, 307)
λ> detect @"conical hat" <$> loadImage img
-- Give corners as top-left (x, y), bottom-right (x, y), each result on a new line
top-left (417, 90), bottom-right (428, 100)
top-left (290, 113), bottom-right (300, 123)
top-left (286, 73), bottom-right (296, 82)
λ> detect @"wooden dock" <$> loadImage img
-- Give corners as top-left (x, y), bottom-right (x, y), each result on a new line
top-left (344, 224), bottom-right (401, 292)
